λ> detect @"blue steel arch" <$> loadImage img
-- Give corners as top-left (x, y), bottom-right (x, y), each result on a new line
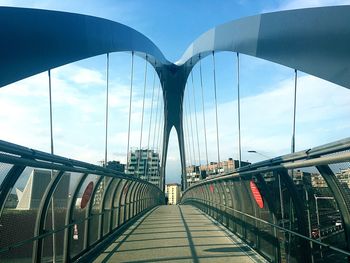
top-left (1, 6), bottom-right (350, 191)
top-left (178, 6), bottom-right (350, 89)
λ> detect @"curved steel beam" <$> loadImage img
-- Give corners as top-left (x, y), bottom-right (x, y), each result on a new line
top-left (2, 6), bottom-right (350, 193)
top-left (0, 7), bottom-right (169, 88)
top-left (177, 6), bottom-right (350, 89)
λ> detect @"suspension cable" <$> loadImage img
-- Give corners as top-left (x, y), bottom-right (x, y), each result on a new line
top-left (104, 53), bottom-right (109, 168)
top-left (191, 70), bottom-right (202, 174)
top-left (48, 70), bottom-right (54, 155)
top-left (292, 69), bottom-right (298, 154)
top-left (187, 81), bottom-right (197, 166)
top-left (157, 96), bottom-right (164, 156)
top-left (152, 81), bottom-right (161, 150)
top-left (126, 51), bottom-right (134, 173)
top-left (212, 51), bottom-right (221, 174)
top-left (184, 97), bottom-right (193, 184)
top-left (237, 53), bottom-right (242, 167)
top-left (145, 68), bottom-right (156, 181)
top-left (199, 56), bottom-right (209, 174)
top-left (155, 89), bottom-right (162, 152)
top-left (138, 55), bottom-right (148, 177)
top-left (183, 97), bottom-right (193, 167)
top-left (152, 80), bottom-right (162, 188)
top-left (147, 69), bottom-right (156, 151)
top-left (48, 69), bottom-right (56, 262)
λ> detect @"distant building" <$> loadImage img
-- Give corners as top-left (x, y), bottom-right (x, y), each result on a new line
top-left (127, 149), bottom-right (161, 188)
top-left (186, 165), bottom-right (200, 187)
top-left (336, 167), bottom-right (350, 188)
top-left (16, 169), bottom-right (70, 210)
top-left (186, 158), bottom-right (250, 187)
top-left (310, 173), bottom-right (328, 188)
top-left (292, 170), bottom-right (312, 186)
top-left (106, 160), bottom-right (125, 172)
top-left (165, 183), bottom-right (181, 205)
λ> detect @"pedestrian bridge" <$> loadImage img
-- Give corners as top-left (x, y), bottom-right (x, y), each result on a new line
top-left (1, 5), bottom-right (350, 263)
top-left (94, 205), bottom-right (263, 263)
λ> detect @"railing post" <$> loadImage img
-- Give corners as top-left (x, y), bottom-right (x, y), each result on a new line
top-left (109, 179), bottom-right (124, 232)
top-left (317, 165), bottom-right (350, 255)
top-left (124, 181), bottom-right (135, 222)
top-left (99, 177), bottom-right (114, 239)
top-left (129, 182), bottom-right (140, 218)
top-left (83, 176), bottom-right (104, 250)
top-left (118, 182), bottom-right (128, 226)
top-left (63, 173), bottom-right (88, 262)
top-left (32, 170), bottom-right (65, 263)
top-left (277, 169), bottom-right (310, 263)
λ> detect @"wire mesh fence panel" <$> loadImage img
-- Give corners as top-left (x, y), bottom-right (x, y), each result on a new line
top-left (0, 167), bottom-right (45, 262)
top-left (0, 162), bottom-right (13, 189)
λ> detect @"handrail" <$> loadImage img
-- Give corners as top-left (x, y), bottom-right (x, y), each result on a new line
top-left (181, 137), bottom-right (350, 262)
top-left (183, 198), bottom-right (350, 257)
top-left (0, 140), bottom-right (164, 262)
top-left (184, 137), bottom-right (350, 192)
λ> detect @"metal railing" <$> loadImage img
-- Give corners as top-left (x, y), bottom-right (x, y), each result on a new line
top-left (181, 137), bottom-right (350, 263)
top-left (0, 140), bottom-right (164, 262)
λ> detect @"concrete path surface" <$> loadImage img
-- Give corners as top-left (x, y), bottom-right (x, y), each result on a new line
top-left (94, 205), bottom-right (264, 263)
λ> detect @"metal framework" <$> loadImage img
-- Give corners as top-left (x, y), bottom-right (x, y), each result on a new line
top-left (1, 6), bottom-right (350, 191)
top-left (1, 6), bottom-right (350, 263)
top-left (181, 138), bottom-right (350, 262)
top-left (0, 140), bottom-right (164, 262)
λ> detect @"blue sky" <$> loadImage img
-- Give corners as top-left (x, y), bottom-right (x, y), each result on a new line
top-left (1, 0), bottom-right (350, 184)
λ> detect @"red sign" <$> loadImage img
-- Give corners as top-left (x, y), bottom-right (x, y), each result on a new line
top-left (81, 181), bottom-right (94, 209)
top-left (209, 184), bottom-right (214, 193)
top-left (250, 181), bottom-right (264, 208)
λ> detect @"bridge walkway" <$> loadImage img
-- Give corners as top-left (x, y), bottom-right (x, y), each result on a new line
top-left (94, 205), bottom-right (265, 263)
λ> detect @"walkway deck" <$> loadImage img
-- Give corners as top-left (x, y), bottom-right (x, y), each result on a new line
top-left (95, 205), bottom-right (264, 263)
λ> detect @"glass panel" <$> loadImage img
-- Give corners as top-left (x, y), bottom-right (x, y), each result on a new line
top-left (71, 174), bottom-right (99, 258)
top-left (42, 172), bottom-right (83, 262)
top-left (119, 182), bottom-right (130, 225)
top-left (102, 178), bottom-right (120, 236)
top-left (112, 180), bottom-right (127, 229)
top-left (89, 176), bottom-right (111, 245)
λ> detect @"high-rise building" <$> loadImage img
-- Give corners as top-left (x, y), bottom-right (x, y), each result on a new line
top-left (126, 149), bottom-right (161, 188)
top-left (165, 183), bottom-right (181, 205)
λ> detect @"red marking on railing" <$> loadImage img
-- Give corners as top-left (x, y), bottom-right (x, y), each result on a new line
top-left (209, 184), bottom-right (214, 193)
top-left (81, 181), bottom-right (94, 209)
top-left (250, 181), bottom-right (264, 208)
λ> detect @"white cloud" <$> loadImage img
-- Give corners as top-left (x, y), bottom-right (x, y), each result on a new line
top-left (1, 47), bottom-right (349, 184)
top-left (270, 0), bottom-right (350, 11)
top-left (181, 74), bottom-right (350, 165)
